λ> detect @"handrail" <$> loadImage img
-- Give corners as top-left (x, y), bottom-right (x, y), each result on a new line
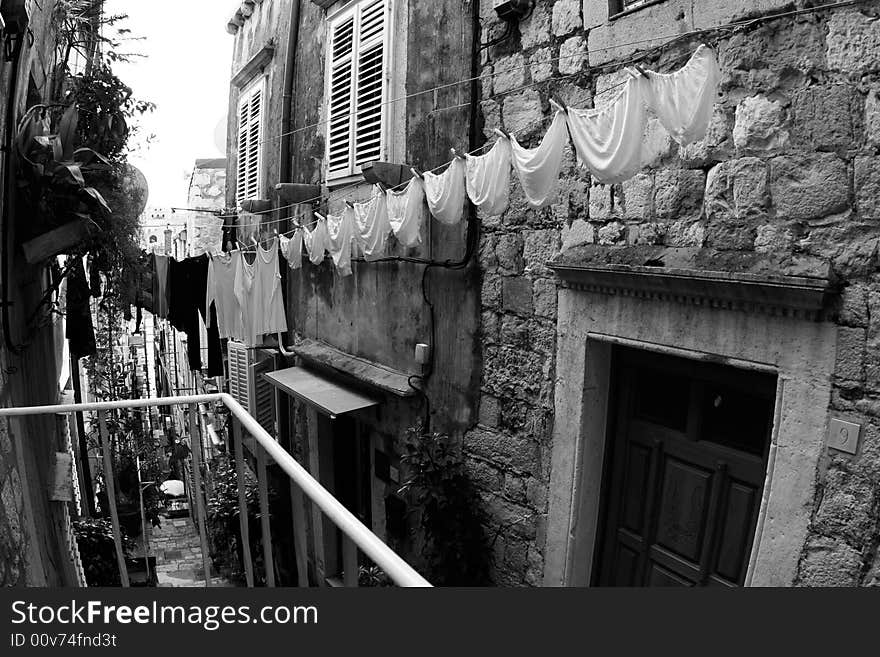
top-left (0, 393), bottom-right (432, 588)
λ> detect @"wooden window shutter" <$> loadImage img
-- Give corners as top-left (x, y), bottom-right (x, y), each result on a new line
top-left (353, 0), bottom-right (387, 168)
top-left (249, 358), bottom-right (277, 434)
top-left (227, 341), bottom-right (250, 408)
top-left (326, 0), bottom-right (389, 180)
top-left (327, 13), bottom-right (356, 177)
top-left (236, 80), bottom-right (265, 204)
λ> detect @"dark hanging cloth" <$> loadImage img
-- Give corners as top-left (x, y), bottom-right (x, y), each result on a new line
top-left (66, 258), bottom-right (97, 358)
top-left (152, 253), bottom-right (170, 318)
top-left (222, 222), bottom-right (238, 253)
top-left (166, 255), bottom-right (223, 376)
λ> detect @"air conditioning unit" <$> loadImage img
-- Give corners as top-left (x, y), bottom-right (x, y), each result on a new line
top-left (227, 341), bottom-right (277, 438)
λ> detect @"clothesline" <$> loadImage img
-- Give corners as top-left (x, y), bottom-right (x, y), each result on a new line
top-left (223, 43), bottom-right (719, 259)
top-left (253, 0), bottom-right (865, 149)
top-left (213, 0), bottom-right (867, 226)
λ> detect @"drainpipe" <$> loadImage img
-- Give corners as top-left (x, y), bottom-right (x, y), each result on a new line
top-left (1, 34), bottom-right (24, 352)
top-left (278, 0), bottom-right (302, 185)
top-left (276, 0), bottom-right (302, 356)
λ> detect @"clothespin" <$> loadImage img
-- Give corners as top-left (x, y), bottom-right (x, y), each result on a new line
top-left (494, 127), bottom-right (510, 139)
top-left (345, 200), bottom-right (354, 209)
top-left (314, 212), bottom-right (326, 222)
top-left (450, 147), bottom-right (466, 160)
top-left (633, 64), bottom-right (649, 78)
top-left (410, 167), bottom-right (423, 179)
top-left (550, 96), bottom-right (568, 113)
top-left (376, 182), bottom-right (388, 194)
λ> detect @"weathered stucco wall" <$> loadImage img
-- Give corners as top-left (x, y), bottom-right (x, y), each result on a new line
top-left (0, 0), bottom-right (79, 586)
top-left (469, 0), bottom-right (880, 586)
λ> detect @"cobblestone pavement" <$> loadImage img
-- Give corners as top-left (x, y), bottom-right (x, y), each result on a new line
top-left (148, 514), bottom-right (234, 587)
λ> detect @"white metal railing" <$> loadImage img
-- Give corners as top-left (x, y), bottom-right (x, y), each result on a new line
top-left (0, 393), bottom-right (431, 588)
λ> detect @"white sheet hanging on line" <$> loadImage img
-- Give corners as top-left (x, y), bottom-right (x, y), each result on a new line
top-left (565, 74), bottom-right (649, 184)
top-left (424, 157), bottom-right (467, 225)
top-left (303, 216), bottom-right (330, 265)
top-left (510, 111), bottom-right (568, 208)
top-left (466, 138), bottom-right (512, 216)
top-left (644, 44), bottom-right (720, 146)
top-left (327, 208), bottom-right (358, 277)
top-left (386, 177), bottom-right (426, 247)
top-left (354, 188), bottom-right (392, 261)
top-left (279, 229), bottom-right (304, 270)
top-left (234, 239), bottom-right (288, 347)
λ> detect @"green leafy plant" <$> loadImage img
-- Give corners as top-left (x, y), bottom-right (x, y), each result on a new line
top-left (73, 518), bottom-right (134, 587)
top-left (16, 103), bottom-right (112, 238)
top-left (358, 565), bottom-right (392, 587)
top-left (206, 456), bottom-right (273, 586)
top-left (399, 428), bottom-right (491, 586)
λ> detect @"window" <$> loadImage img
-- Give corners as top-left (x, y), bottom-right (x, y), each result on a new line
top-left (325, 0), bottom-right (391, 181)
top-left (236, 77), bottom-right (266, 205)
top-left (609, 0), bottom-right (661, 17)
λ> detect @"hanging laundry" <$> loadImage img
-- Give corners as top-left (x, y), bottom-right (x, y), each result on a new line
top-left (279, 229), bottom-right (304, 270)
top-left (424, 157), bottom-right (467, 225)
top-left (386, 177), bottom-right (426, 248)
top-left (644, 44), bottom-right (720, 147)
top-left (206, 252), bottom-right (245, 340)
top-left (510, 111), bottom-right (569, 208)
top-left (327, 208), bottom-right (359, 277)
top-left (566, 74), bottom-right (649, 184)
top-left (152, 253), bottom-right (170, 318)
top-left (304, 216), bottom-right (330, 265)
top-left (466, 137), bottom-right (512, 215)
top-left (167, 255), bottom-right (223, 376)
top-left (354, 187), bottom-right (392, 260)
top-left (66, 257), bottom-right (96, 358)
top-left (234, 239), bottom-right (288, 348)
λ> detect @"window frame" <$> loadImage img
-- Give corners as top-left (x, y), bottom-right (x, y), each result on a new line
top-left (608, 0), bottom-right (666, 19)
top-left (235, 75), bottom-right (268, 206)
top-left (323, 0), bottom-right (394, 185)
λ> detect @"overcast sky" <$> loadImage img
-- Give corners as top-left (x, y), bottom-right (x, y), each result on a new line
top-left (107, 1), bottom-right (239, 209)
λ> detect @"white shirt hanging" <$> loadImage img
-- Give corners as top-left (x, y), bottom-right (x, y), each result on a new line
top-left (509, 111), bottom-right (568, 208)
top-left (303, 216), bottom-right (330, 265)
top-left (424, 157), bottom-right (467, 225)
top-left (233, 239), bottom-right (288, 348)
top-left (206, 252), bottom-right (245, 341)
top-left (565, 74), bottom-right (649, 184)
top-left (327, 208), bottom-right (358, 277)
top-left (466, 138), bottom-right (512, 216)
top-left (386, 177), bottom-right (426, 248)
top-left (354, 187), bottom-right (392, 261)
top-left (279, 229), bottom-right (304, 270)
top-left (644, 44), bottom-right (720, 146)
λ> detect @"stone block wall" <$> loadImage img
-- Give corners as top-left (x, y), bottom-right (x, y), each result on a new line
top-left (469, 0), bottom-right (880, 585)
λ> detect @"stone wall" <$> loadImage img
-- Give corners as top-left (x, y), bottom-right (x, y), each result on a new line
top-left (470, 0), bottom-right (880, 585)
top-left (186, 162), bottom-right (226, 256)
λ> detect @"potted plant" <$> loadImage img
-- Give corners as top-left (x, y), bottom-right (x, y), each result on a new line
top-left (15, 103), bottom-right (113, 263)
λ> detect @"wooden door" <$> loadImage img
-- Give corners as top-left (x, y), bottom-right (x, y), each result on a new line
top-left (595, 348), bottom-right (776, 587)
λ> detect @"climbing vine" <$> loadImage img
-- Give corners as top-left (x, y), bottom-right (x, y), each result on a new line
top-left (399, 427), bottom-right (491, 586)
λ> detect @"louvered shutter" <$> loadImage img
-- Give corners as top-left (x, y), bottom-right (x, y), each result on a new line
top-left (353, 0), bottom-right (387, 168)
top-left (327, 13), bottom-right (355, 177)
top-left (227, 341), bottom-right (250, 408)
top-left (326, 0), bottom-right (389, 179)
top-left (236, 80), bottom-right (265, 204)
top-left (249, 358), bottom-right (277, 434)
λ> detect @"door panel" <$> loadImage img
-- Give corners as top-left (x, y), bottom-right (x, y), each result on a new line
top-left (596, 347), bottom-right (775, 587)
